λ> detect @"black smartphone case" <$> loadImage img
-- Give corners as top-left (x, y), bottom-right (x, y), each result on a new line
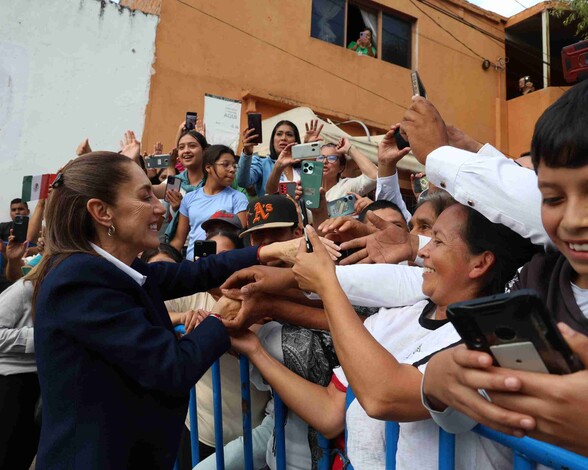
top-left (247, 114), bottom-right (263, 144)
top-left (446, 289), bottom-right (584, 374)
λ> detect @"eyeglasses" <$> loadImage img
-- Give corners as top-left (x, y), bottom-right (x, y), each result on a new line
top-left (215, 161), bottom-right (238, 170)
top-left (316, 155), bottom-right (340, 164)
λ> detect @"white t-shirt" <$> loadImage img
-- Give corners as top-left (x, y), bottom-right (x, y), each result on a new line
top-left (334, 302), bottom-right (511, 470)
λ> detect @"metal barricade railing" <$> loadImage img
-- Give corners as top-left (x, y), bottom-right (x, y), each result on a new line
top-left (175, 325), bottom-right (588, 470)
top-left (346, 387), bottom-right (588, 470)
top-left (174, 325), bottom-right (332, 470)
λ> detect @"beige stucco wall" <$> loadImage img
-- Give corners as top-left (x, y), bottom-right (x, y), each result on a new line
top-left (142, 0), bottom-right (507, 153)
top-left (507, 86), bottom-right (569, 157)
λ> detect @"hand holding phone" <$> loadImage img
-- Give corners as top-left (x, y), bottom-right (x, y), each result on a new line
top-left (447, 289), bottom-right (584, 375)
top-left (279, 181), bottom-right (297, 198)
top-left (145, 154), bottom-right (171, 169)
top-left (12, 215), bottom-right (29, 243)
top-left (300, 161), bottom-right (323, 209)
top-left (298, 198), bottom-right (312, 253)
top-left (165, 175), bottom-right (182, 203)
top-left (327, 194), bottom-right (357, 218)
top-left (247, 113), bottom-right (263, 144)
top-left (186, 112), bottom-right (197, 131)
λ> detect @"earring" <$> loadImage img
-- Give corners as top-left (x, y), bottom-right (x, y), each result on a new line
top-left (107, 224), bottom-right (116, 237)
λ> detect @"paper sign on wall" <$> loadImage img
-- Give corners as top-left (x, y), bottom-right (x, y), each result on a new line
top-left (204, 94), bottom-right (242, 152)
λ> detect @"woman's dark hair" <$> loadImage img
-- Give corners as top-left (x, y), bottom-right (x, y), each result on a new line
top-left (269, 120), bottom-right (301, 160)
top-left (28, 152), bottom-right (136, 308)
top-left (416, 190), bottom-right (456, 218)
top-left (531, 79), bottom-right (588, 170)
top-left (358, 200), bottom-right (403, 222)
top-left (362, 26), bottom-right (374, 38)
top-left (206, 229), bottom-right (244, 249)
top-left (141, 243), bottom-right (183, 263)
top-left (202, 144), bottom-right (236, 182)
top-left (177, 129), bottom-right (209, 150)
top-left (461, 206), bottom-right (540, 295)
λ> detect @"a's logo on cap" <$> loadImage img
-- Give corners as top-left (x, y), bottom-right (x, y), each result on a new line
top-left (251, 202), bottom-right (273, 224)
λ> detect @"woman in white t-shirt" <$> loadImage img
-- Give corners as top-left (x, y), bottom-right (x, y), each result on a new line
top-left (171, 145), bottom-right (248, 261)
top-left (230, 203), bottom-right (537, 470)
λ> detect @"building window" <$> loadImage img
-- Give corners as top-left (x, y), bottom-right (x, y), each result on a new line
top-left (310, 0), bottom-right (413, 68)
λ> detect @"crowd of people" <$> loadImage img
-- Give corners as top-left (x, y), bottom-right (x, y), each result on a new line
top-left (1, 77), bottom-right (588, 470)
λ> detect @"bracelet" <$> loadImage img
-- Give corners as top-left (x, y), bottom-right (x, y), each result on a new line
top-left (210, 313), bottom-right (223, 321)
top-left (347, 144), bottom-right (354, 156)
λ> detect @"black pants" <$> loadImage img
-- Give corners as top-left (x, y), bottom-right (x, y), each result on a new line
top-left (0, 373), bottom-right (41, 470)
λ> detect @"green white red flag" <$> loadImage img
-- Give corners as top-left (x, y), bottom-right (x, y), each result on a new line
top-left (22, 174), bottom-right (56, 201)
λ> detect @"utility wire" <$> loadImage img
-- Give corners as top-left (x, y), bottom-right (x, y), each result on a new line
top-left (174, 0), bottom-right (409, 112)
top-left (408, 0), bottom-right (487, 59)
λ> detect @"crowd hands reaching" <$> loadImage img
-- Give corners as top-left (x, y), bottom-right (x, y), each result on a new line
top-left (3, 82), bottom-right (588, 470)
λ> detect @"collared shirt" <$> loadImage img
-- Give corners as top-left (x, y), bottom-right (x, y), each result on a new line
top-left (90, 242), bottom-right (146, 286)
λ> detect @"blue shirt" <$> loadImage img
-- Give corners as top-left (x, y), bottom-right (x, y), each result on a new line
top-left (179, 186), bottom-right (248, 260)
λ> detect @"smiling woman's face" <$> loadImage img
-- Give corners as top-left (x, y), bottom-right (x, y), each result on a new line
top-left (108, 163), bottom-right (166, 259)
top-left (177, 134), bottom-right (204, 169)
top-left (418, 205), bottom-right (477, 307)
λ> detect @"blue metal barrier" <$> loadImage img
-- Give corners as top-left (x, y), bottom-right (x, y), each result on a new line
top-left (174, 324), bottom-right (332, 469)
top-left (342, 385), bottom-right (588, 470)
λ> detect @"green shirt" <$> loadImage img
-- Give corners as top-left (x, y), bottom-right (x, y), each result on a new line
top-left (347, 41), bottom-right (376, 57)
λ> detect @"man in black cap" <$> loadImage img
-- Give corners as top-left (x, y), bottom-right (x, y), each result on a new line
top-left (239, 194), bottom-right (302, 248)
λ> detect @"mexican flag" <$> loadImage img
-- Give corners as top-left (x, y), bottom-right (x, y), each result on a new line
top-left (22, 174), bottom-right (56, 201)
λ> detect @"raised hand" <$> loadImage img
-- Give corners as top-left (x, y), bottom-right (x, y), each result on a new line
top-left (318, 215), bottom-right (376, 243)
top-left (400, 97), bottom-right (448, 165)
top-left (76, 138), bottom-right (92, 156)
top-left (352, 193), bottom-right (372, 214)
top-left (304, 119), bottom-right (324, 143)
top-left (339, 211), bottom-right (418, 265)
top-left (242, 127), bottom-right (259, 156)
top-left (446, 125), bottom-right (483, 153)
top-left (6, 230), bottom-right (28, 261)
top-left (154, 141), bottom-right (164, 155)
top-left (379, 124), bottom-right (411, 166)
top-left (336, 137), bottom-right (352, 156)
top-left (120, 130), bottom-right (141, 162)
top-left (195, 118), bottom-right (206, 137)
top-left (165, 189), bottom-right (183, 212)
top-left (275, 143), bottom-right (296, 170)
top-left (292, 225), bottom-right (337, 293)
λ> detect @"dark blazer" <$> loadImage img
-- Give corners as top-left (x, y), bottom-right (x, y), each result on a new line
top-left (34, 247), bottom-right (258, 470)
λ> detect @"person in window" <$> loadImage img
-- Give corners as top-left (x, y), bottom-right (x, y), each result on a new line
top-left (347, 28), bottom-right (376, 57)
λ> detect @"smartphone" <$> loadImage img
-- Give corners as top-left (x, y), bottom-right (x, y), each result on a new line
top-left (144, 154), bottom-right (171, 169)
top-left (394, 71), bottom-right (427, 151)
top-left (300, 161), bottom-right (323, 209)
top-left (164, 175), bottom-right (182, 203)
top-left (193, 240), bottom-right (217, 261)
top-left (247, 113), bottom-right (263, 144)
top-left (411, 70), bottom-right (427, 98)
top-left (327, 194), bottom-right (357, 218)
top-left (279, 181), bottom-right (297, 198)
top-left (12, 215), bottom-right (29, 243)
top-left (186, 112), bottom-right (198, 131)
top-left (291, 142), bottom-right (321, 160)
top-left (412, 176), bottom-right (429, 194)
top-left (446, 289), bottom-right (584, 374)
top-left (298, 198), bottom-right (312, 253)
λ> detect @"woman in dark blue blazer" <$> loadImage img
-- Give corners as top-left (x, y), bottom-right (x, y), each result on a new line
top-left (29, 152), bottom-right (295, 470)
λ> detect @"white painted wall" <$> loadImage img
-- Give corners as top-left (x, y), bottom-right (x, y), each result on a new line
top-left (0, 0), bottom-right (158, 221)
